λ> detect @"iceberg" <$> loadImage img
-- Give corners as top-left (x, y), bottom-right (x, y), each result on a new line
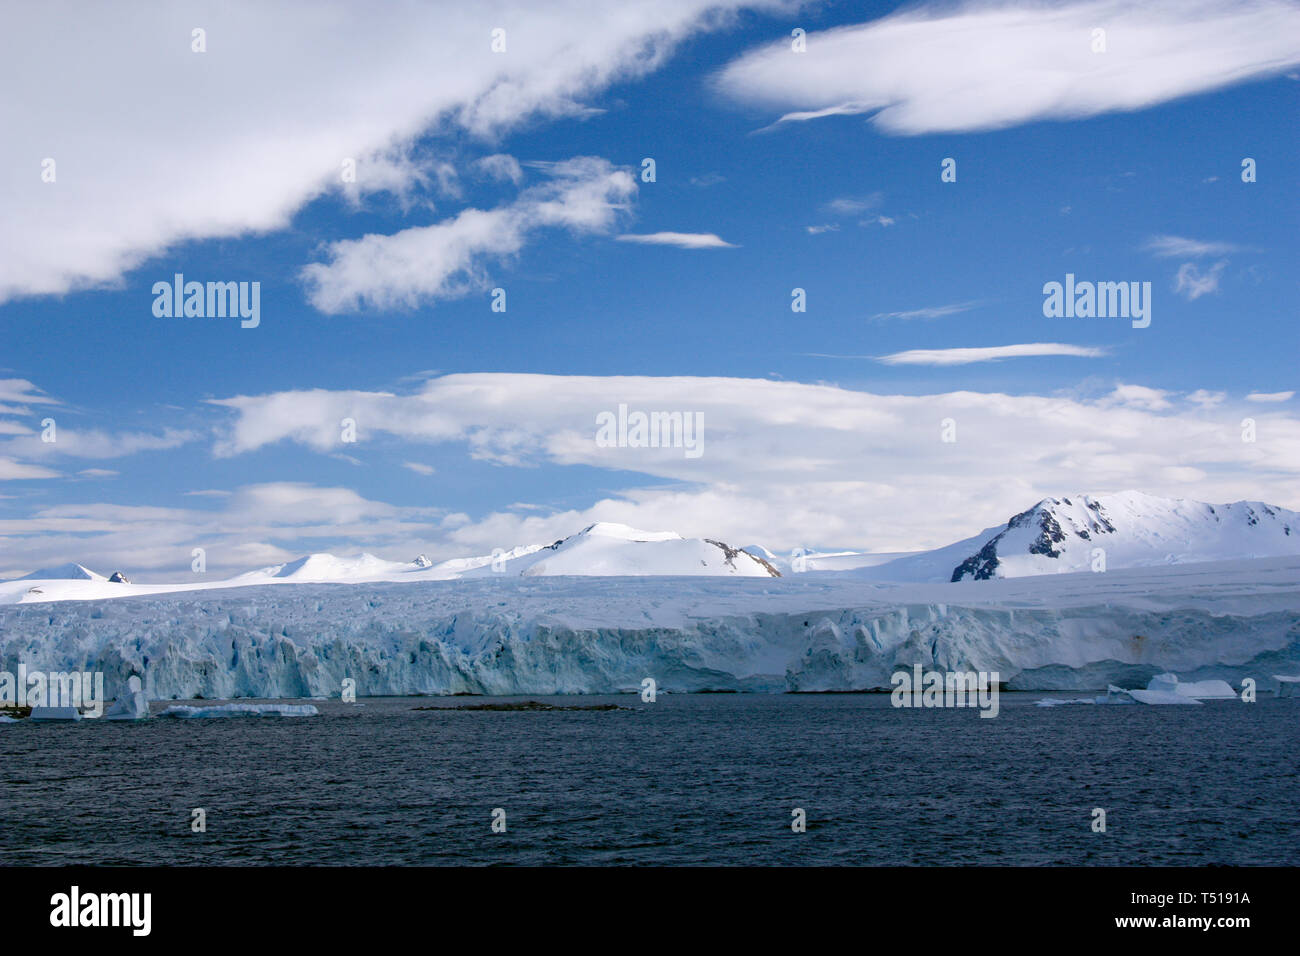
top-left (29, 706), bottom-right (83, 720)
top-left (1274, 675), bottom-right (1300, 697)
top-left (103, 676), bottom-right (150, 720)
top-left (1146, 673), bottom-right (1237, 699)
top-left (158, 702), bottom-right (318, 718)
top-left (1125, 688), bottom-right (1202, 705)
top-left (1034, 697), bottom-right (1098, 707)
top-left (1038, 677), bottom-right (1236, 707)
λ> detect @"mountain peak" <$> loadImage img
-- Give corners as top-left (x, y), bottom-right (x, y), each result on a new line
top-left (949, 491), bottom-right (1297, 581)
top-left (18, 562), bottom-right (105, 582)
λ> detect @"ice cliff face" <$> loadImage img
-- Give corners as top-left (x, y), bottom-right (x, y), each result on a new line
top-left (1, 557), bottom-right (1296, 699)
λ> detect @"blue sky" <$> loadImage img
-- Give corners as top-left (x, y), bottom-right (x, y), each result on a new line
top-left (1, 0), bottom-right (1297, 577)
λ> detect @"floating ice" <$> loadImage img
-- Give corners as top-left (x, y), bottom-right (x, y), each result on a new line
top-left (1125, 688), bottom-right (1203, 705)
top-left (29, 706), bottom-right (83, 720)
top-left (1035, 697), bottom-right (1097, 707)
top-left (1147, 673), bottom-right (1237, 699)
top-left (103, 676), bottom-right (149, 720)
top-left (158, 702), bottom-right (318, 718)
top-left (1037, 677), bottom-right (1231, 707)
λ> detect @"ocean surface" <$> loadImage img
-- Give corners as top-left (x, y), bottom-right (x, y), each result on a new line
top-left (2, 693), bottom-right (1296, 865)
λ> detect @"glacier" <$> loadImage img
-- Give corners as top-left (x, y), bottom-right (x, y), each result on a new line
top-left (0, 556), bottom-right (1297, 701)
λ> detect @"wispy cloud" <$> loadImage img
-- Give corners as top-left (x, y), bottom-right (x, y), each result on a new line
top-left (615, 232), bottom-right (736, 249)
top-left (716, 0), bottom-right (1300, 135)
top-left (1247, 391), bottom-right (1295, 403)
top-left (824, 194), bottom-right (882, 216)
top-left (876, 343), bottom-right (1107, 366)
top-left (1174, 260), bottom-right (1227, 300)
top-left (688, 172), bottom-right (726, 187)
top-left (1144, 234), bottom-right (1243, 258)
top-left (871, 301), bottom-right (979, 321)
top-left (302, 157), bottom-right (636, 312)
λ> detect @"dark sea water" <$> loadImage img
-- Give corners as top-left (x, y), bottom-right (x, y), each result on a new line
top-left (2, 694), bottom-right (1296, 866)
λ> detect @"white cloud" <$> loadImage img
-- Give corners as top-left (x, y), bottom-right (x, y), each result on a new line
top-left (1185, 389), bottom-right (1227, 408)
top-left (1101, 384), bottom-right (1173, 411)
top-left (615, 232), bottom-right (737, 248)
top-left (806, 224), bottom-right (840, 235)
top-left (1144, 234), bottom-right (1243, 258)
top-left (0, 482), bottom-right (450, 579)
top-left (0, 457), bottom-right (59, 481)
top-left (0, 379), bottom-right (59, 406)
top-left (876, 343), bottom-right (1107, 366)
top-left (715, 0), bottom-right (1300, 135)
top-left (7, 373), bottom-right (1299, 572)
top-left (0, 0), bottom-right (774, 304)
top-left (0, 380), bottom-right (196, 473)
top-left (302, 157), bottom-right (636, 312)
top-left (200, 373), bottom-right (1300, 558)
top-left (403, 462), bottom-right (437, 476)
top-left (1174, 260), bottom-right (1227, 299)
top-left (2, 427), bottom-right (196, 461)
top-left (1246, 390), bottom-right (1295, 403)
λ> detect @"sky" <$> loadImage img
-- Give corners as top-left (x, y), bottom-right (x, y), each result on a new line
top-left (1, 0), bottom-right (1297, 579)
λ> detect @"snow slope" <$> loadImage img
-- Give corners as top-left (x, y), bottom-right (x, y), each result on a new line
top-left (503, 523), bottom-right (778, 577)
top-left (1, 556), bottom-right (1296, 699)
top-left (18, 563), bottom-right (106, 582)
top-left (859, 491), bottom-right (1300, 583)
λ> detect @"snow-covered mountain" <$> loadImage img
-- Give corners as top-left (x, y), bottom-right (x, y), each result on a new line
top-left (4, 493), bottom-right (1298, 602)
top-left (0, 523), bottom-right (777, 604)
top-left (18, 562), bottom-right (106, 582)
top-left (859, 491), bottom-right (1300, 583)
top-left (488, 522), bottom-right (779, 578)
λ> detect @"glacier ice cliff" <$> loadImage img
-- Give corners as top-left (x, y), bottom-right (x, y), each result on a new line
top-left (0, 557), bottom-right (1297, 700)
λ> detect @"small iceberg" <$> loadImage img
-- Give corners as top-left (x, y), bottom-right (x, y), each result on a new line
top-left (1146, 673), bottom-right (1236, 699)
top-left (158, 702), bottom-right (318, 719)
top-left (1035, 685), bottom-right (1139, 707)
top-left (1035, 697), bottom-right (1097, 707)
top-left (103, 676), bottom-right (150, 721)
top-left (1036, 676), bottom-right (1235, 707)
top-left (1274, 675), bottom-right (1300, 698)
top-left (1103, 684), bottom-right (1137, 704)
top-left (1125, 687), bottom-right (1202, 705)
top-left (29, 706), bottom-right (83, 721)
